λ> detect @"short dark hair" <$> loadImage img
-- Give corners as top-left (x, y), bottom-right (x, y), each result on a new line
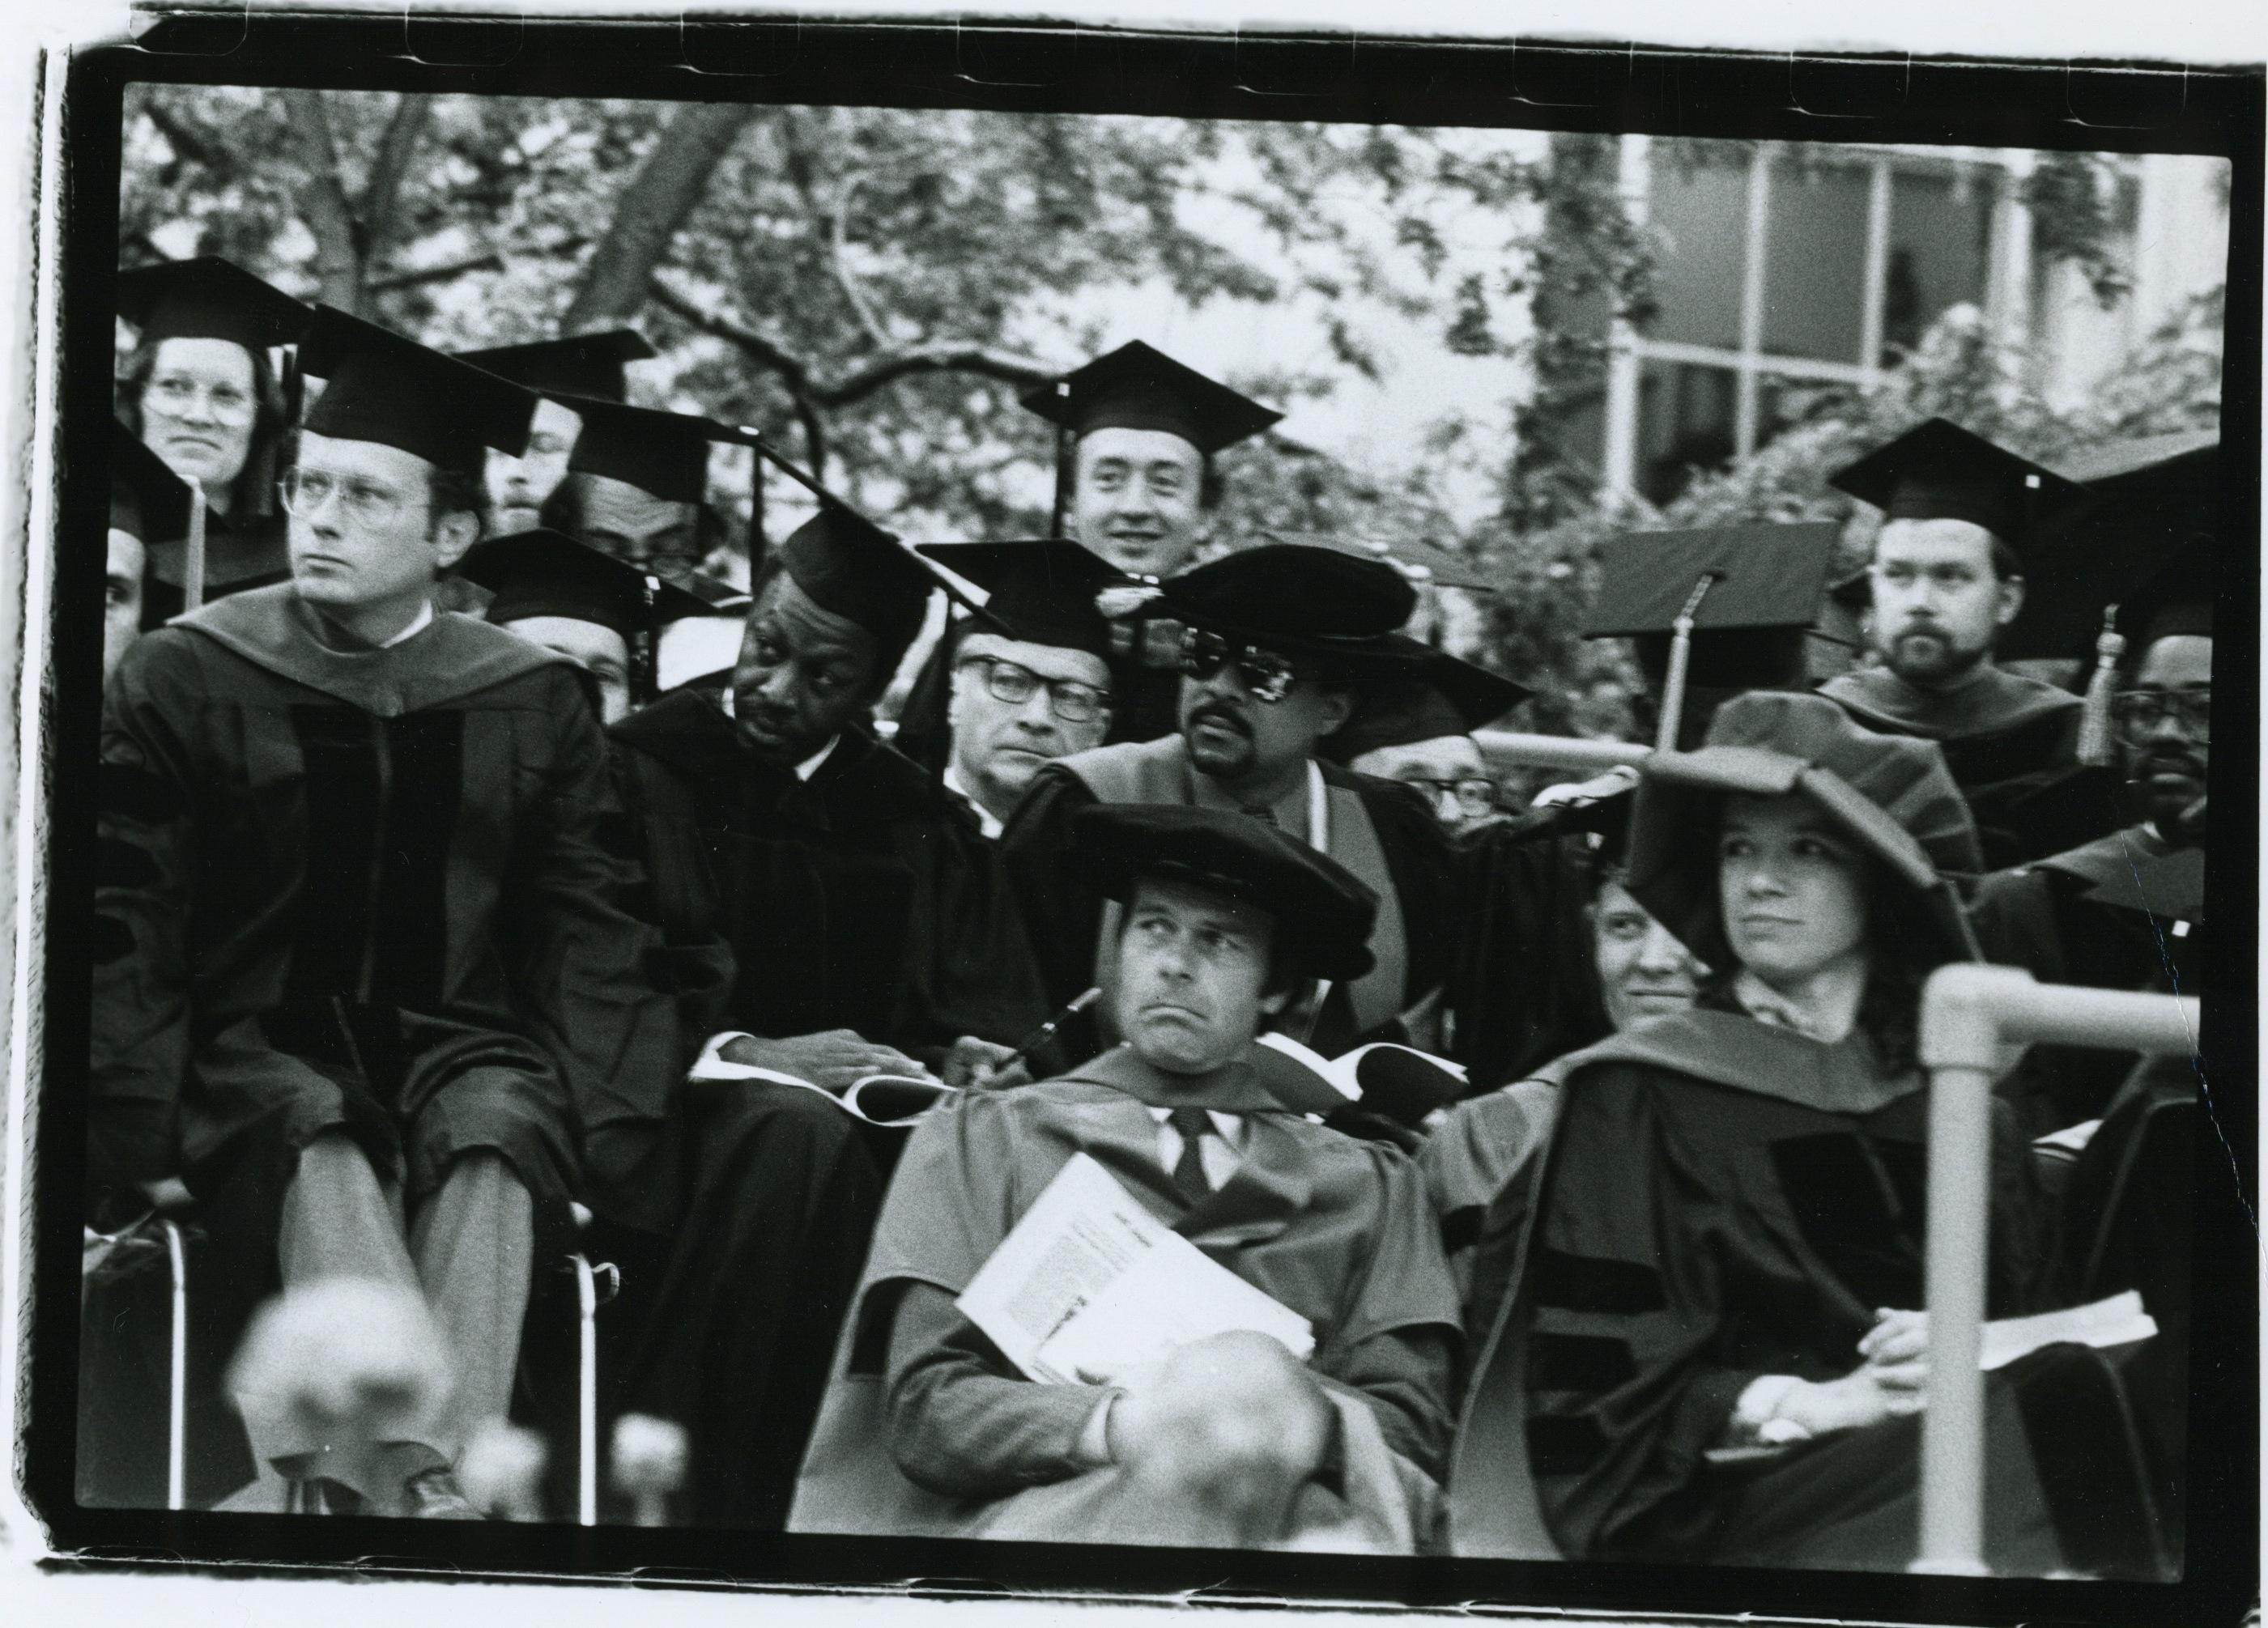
top-left (745, 553), bottom-right (903, 701)
top-left (1121, 871), bottom-right (1302, 1002)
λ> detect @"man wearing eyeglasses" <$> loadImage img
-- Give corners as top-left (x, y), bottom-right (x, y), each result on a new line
top-left (909, 542), bottom-right (1122, 838)
top-left (998, 542), bottom-right (1462, 1071)
top-left (1971, 537), bottom-right (2213, 1130)
top-left (87, 307), bottom-right (680, 1519)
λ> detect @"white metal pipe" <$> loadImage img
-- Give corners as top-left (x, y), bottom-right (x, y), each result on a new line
top-left (574, 1252), bottom-right (598, 1527)
top-left (1858, 157), bottom-right (1892, 380)
top-left (1472, 731), bottom-right (1652, 775)
top-left (1733, 143), bottom-right (1775, 459)
top-left (163, 1218), bottom-right (188, 1513)
top-left (1913, 965), bottom-right (2201, 1575)
top-left (1915, 1060), bottom-right (1994, 1575)
top-left (1601, 133), bottom-right (1653, 499)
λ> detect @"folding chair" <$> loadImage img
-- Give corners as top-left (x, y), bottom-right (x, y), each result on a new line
top-left (83, 1184), bottom-right (620, 1520)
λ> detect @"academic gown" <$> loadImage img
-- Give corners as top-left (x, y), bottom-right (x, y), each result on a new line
top-left (1968, 823), bottom-right (2198, 1131)
top-left (139, 506), bottom-right (290, 629)
top-left (787, 1044), bottom-right (1462, 1549)
top-left (891, 606), bottom-right (1188, 776)
top-left (998, 737), bottom-right (1462, 1067)
top-left (607, 688), bottom-right (1049, 1056)
top-left (1818, 665), bottom-right (2121, 869)
top-left (83, 587), bottom-right (678, 1507)
top-left (572, 691), bottom-right (1049, 1526)
top-left (1447, 1010), bottom-right (2164, 1576)
top-left (1442, 813), bottom-right (1614, 1092)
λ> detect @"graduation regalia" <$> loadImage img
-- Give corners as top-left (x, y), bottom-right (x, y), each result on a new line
top-left (1968, 823), bottom-right (2195, 1130)
top-left (1445, 1011), bottom-right (2138, 1573)
top-left (84, 584), bottom-right (679, 1503)
top-left (608, 687), bottom-right (1049, 1054)
top-left (1000, 735), bottom-right (1458, 1064)
top-left (1821, 419), bottom-right (2117, 867)
top-left (788, 1044), bottom-right (1461, 1548)
top-left (1817, 663), bottom-right (2108, 869)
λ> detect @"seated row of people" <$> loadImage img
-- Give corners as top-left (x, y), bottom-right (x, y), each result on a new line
top-left (82, 264), bottom-right (2212, 1574)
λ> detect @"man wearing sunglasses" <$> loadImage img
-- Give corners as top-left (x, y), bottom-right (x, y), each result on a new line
top-left (1972, 538), bottom-right (2214, 1130)
top-left (999, 542), bottom-right (1462, 1071)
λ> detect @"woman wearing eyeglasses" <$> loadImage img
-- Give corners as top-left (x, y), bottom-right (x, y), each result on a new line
top-left (114, 257), bottom-right (312, 627)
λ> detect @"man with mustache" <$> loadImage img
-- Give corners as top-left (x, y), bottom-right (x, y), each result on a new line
top-left (997, 542), bottom-right (1463, 1069)
top-left (600, 504), bottom-right (1052, 1525)
top-left (894, 343), bottom-right (1283, 768)
top-left (86, 308), bottom-right (679, 1517)
top-left (1969, 537), bottom-right (2214, 1129)
top-left (1817, 419), bottom-right (2097, 867)
top-left (790, 805), bottom-right (1460, 1551)
top-left (456, 328), bottom-right (653, 538)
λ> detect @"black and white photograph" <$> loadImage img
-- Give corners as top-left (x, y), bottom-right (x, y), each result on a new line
top-left (5, 10), bottom-right (2259, 1626)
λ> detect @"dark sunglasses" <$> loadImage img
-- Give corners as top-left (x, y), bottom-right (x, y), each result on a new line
top-left (1177, 627), bottom-right (1300, 704)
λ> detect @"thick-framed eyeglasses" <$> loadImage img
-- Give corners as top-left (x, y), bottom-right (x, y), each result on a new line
top-left (279, 469), bottom-right (421, 529)
top-left (958, 655), bottom-right (1111, 724)
top-left (1399, 776), bottom-right (1500, 817)
top-left (2110, 686), bottom-right (2211, 746)
top-left (144, 373), bottom-right (257, 424)
top-left (1177, 627), bottom-right (1300, 704)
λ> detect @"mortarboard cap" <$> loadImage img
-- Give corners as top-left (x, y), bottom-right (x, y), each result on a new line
top-left (110, 425), bottom-right (195, 543)
top-left (1160, 542), bottom-right (1421, 671)
top-left (458, 528), bottom-right (707, 641)
top-left (115, 255), bottom-right (311, 353)
top-left (2113, 533), bottom-right (2217, 651)
top-left (912, 540), bottom-right (1124, 663)
top-left (297, 305), bottom-right (536, 475)
top-left (1073, 803), bottom-right (1377, 984)
top-left (457, 329), bottom-right (655, 403)
top-left (1021, 340), bottom-right (1283, 455)
top-left (1325, 651), bottom-right (1530, 764)
top-left (1253, 527), bottom-right (1499, 593)
top-left (2002, 433), bottom-right (2219, 662)
top-left (778, 504), bottom-right (934, 658)
top-left (560, 397), bottom-right (760, 506)
top-left (1830, 416), bottom-right (2087, 550)
top-left (1581, 521), bottom-right (1841, 693)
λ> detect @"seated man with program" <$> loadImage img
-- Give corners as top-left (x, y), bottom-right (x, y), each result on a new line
top-left (790, 805), bottom-right (1462, 1553)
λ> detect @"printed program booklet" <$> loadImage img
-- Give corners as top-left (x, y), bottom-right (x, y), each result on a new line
top-left (1251, 1031), bottom-right (1468, 1124)
top-left (686, 1052), bottom-right (954, 1126)
top-left (955, 1152), bottom-right (1314, 1386)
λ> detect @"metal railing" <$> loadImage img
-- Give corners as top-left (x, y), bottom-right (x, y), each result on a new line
top-left (1913, 963), bottom-right (2201, 1575)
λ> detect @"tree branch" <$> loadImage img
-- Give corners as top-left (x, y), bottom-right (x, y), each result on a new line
top-left (360, 94), bottom-right (436, 265)
top-left (138, 98), bottom-right (224, 174)
top-left (280, 89), bottom-right (364, 312)
top-left (649, 273), bottom-right (1056, 408)
top-left (830, 171), bottom-right (891, 349)
top-left (563, 101), bottom-right (764, 331)
top-left (365, 250), bottom-right (504, 295)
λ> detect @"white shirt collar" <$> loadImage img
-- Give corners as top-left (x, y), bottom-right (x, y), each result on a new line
top-left (380, 601), bottom-right (435, 649)
top-left (1143, 1105), bottom-right (1246, 1142)
top-left (941, 763), bottom-right (1005, 839)
top-left (794, 735), bottom-right (840, 783)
